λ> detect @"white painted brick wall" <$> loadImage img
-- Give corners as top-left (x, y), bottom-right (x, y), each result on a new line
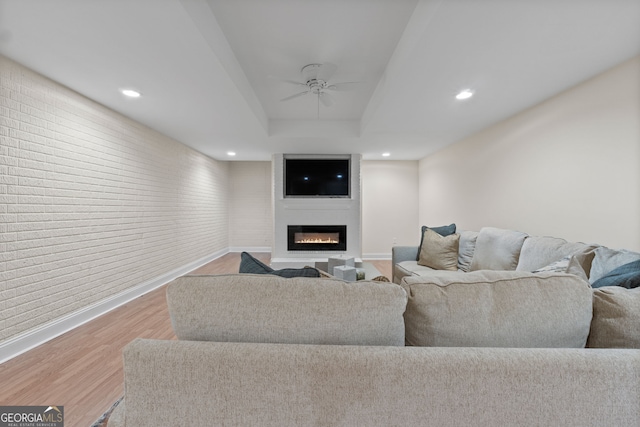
top-left (0, 56), bottom-right (229, 343)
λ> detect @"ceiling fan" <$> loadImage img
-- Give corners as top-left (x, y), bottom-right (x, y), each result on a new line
top-left (279, 63), bottom-right (360, 117)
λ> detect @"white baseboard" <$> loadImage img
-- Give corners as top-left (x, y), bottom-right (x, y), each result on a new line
top-left (228, 246), bottom-right (272, 253)
top-left (362, 253), bottom-right (392, 260)
top-left (0, 248), bottom-right (229, 364)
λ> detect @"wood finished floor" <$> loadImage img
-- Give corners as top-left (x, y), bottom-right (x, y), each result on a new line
top-left (0, 253), bottom-right (391, 427)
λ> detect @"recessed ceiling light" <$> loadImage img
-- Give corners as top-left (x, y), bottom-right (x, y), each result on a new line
top-left (382, 152), bottom-right (391, 157)
top-left (455, 89), bottom-right (474, 100)
top-left (121, 89), bottom-right (141, 98)
top-left (226, 151), bottom-right (236, 157)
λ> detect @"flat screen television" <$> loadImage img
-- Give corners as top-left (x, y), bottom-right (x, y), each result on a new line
top-left (284, 158), bottom-right (350, 198)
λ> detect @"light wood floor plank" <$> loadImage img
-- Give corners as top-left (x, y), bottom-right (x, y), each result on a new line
top-left (0, 253), bottom-right (391, 427)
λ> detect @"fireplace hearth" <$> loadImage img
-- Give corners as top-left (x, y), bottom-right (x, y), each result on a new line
top-left (288, 225), bottom-right (347, 251)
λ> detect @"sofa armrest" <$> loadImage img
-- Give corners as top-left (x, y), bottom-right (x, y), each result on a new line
top-left (392, 246), bottom-right (419, 265)
top-left (392, 246), bottom-right (419, 283)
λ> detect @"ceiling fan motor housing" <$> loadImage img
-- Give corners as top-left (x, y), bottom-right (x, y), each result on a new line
top-left (301, 64), bottom-right (329, 93)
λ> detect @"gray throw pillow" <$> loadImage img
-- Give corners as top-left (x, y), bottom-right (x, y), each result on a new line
top-left (239, 252), bottom-right (320, 278)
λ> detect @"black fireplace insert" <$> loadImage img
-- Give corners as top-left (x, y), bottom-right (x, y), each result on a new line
top-left (287, 225), bottom-right (347, 251)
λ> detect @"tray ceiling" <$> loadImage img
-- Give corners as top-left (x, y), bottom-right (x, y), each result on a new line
top-left (0, 0), bottom-right (638, 160)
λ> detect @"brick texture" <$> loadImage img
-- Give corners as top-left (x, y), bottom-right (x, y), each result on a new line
top-left (0, 56), bottom-right (229, 343)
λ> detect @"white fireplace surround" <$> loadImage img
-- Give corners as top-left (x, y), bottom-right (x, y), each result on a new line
top-left (271, 154), bottom-right (362, 268)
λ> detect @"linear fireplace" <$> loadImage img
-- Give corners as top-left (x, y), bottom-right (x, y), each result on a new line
top-left (287, 225), bottom-right (347, 251)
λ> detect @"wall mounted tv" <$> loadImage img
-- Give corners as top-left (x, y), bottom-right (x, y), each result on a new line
top-left (284, 157), bottom-right (350, 198)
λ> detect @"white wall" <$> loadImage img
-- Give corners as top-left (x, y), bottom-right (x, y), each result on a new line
top-left (228, 161), bottom-right (272, 251)
top-left (361, 160), bottom-right (419, 258)
top-left (0, 56), bottom-right (230, 350)
top-left (418, 56), bottom-right (640, 251)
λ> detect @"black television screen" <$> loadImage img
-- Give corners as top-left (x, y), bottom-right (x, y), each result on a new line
top-left (285, 158), bottom-right (350, 197)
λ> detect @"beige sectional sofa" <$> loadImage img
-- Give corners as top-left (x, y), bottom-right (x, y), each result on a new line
top-left (392, 226), bottom-right (639, 285)
top-left (108, 273), bottom-right (640, 426)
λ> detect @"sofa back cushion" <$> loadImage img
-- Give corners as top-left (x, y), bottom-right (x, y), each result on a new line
top-left (587, 286), bottom-right (640, 348)
top-left (167, 274), bottom-right (407, 346)
top-left (401, 271), bottom-right (593, 348)
top-left (515, 236), bottom-right (597, 273)
top-left (469, 227), bottom-right (528, 271)
top-left (457, 230), bottom-right (478, 272)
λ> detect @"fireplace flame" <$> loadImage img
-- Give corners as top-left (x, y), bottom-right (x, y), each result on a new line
top-left (296, 237), bottom-right (339, 244)
top-left (294, 232), bottom-right (340, 245)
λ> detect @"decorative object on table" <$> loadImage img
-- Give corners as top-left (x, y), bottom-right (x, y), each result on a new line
top-left (328, 255), bottom-right (355, 275)
top-left (333, 265), bottom-right (357, 281)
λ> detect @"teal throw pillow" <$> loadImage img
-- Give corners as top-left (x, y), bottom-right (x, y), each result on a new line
top-left (592, 260), bottom-right (640, 289)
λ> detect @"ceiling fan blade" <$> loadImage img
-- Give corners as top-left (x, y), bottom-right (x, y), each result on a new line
top-left (326, 82), bottom-right (362, 91)
top-left (280, 91), bottom-right (309, 102)
top-left (268, 75), bottom-right (308, 87)
top-left (319, 92), bottom-right (334, 107)
top-left (317, 62), bottom-right (337, 82)
top-left (280, 79), bottom-right (308, 87)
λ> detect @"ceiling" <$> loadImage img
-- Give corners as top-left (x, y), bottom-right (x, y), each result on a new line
top-left (0, 0), bottom-right (639, 161)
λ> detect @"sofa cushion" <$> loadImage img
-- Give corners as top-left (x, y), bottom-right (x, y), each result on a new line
top-left (591, 259), bottom-right (640, 289)
top-left (515, 236), bottom-right (597, 273)
top-left (457, 230), bottom-right (478, 272)
top-left (416, 223), bottom-right (456, 261)
top-left (417, 228), bottom-right (460, 271)
top-left (587, 286), bottom-right (640, 348)
top-left (239, 251), bottom-right (320, 278)
top-left (167, 274), bottom-right (407, 346)
top-left (469, 227), bottom-right (528, 271)
top-left (396, 260), bottom-right (436, 278)
top-left (401, 271), bottom-right (593, 348)
top-left (590, 247), bottom-right (640, 284)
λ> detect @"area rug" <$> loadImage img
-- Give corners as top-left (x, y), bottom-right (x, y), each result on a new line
top-left (90, 396), bottom-right (123, 427)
